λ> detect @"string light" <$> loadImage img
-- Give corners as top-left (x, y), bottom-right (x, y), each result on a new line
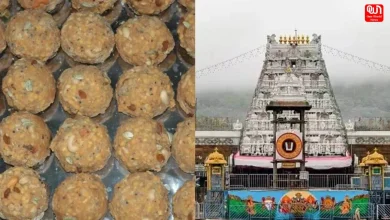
top-left (322, 45), bottom-right (390, 73)
top-left (196, 44), bottom-right (390, 78)
top-left (195, 46), bottom-right (267, 79)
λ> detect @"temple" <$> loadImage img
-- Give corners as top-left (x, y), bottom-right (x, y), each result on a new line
top-left (237, 33), bottom-right (350, 172)
top-left (195, 33), bottom-right (390, 219)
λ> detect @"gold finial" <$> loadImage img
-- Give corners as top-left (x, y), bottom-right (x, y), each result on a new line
top-left (205, 147), bottom-right (227, 165)
top-left (214, 147), bottom-right (219, 152)
top-left (374, 147), bottom-right (378, 152)
top-left (279, 36), bottom-right (283, 44)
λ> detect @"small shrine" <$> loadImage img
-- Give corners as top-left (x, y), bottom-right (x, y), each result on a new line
top-left (359, 148), bottom-right (388, 190)
top-left (205, 148), bottom-right (227, 191)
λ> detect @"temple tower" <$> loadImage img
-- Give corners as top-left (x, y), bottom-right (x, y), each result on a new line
top-left (237, 33), bottom-right (351, 170)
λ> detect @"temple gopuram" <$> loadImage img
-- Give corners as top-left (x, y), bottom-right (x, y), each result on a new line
top-left (195, 33), bottom-right (390, 220)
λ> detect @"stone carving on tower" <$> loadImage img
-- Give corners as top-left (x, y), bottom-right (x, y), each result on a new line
top-left (239, 33), bottom-right (350, 168)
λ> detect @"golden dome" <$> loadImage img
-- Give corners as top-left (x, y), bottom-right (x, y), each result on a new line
top-left (204, 147), bottom-right (227, 165)
top-left (365, 148), bottom-right (388, 166)
top-left (368, 148), bottom-right (384, 160)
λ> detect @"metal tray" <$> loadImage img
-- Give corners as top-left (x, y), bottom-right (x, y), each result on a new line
top-left (0, 0), bottom-right (194, 219)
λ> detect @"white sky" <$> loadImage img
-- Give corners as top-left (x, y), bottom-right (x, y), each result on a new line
top-left (196, 0), bottom-right (390, 91)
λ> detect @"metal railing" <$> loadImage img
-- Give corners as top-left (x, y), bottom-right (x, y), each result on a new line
top-left (228, 174), bottom-right (363, 190)
top-left (195, 202), bottom-right (377, 219)
top-left (203, 202), bottom-right (225, 219)
top-left (377, 204), bottom-right (390, 219)
top-left (228, 203), bottom-right (375, 220)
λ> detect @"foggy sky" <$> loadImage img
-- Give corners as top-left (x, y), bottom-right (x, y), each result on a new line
top-left (196, 0), bottom-right (390, 92)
